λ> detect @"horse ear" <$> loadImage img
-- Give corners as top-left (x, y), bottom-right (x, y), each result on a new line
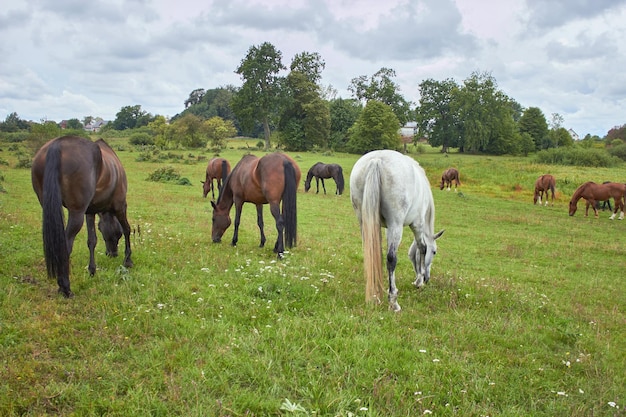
top-left (210, 200), bottom-right (217, 209)
top-left (434, 229), bottom-right (445, 240)
top-left (201, 180), bottom-right (205, 184)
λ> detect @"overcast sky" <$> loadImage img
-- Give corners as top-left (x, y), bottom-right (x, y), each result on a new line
top-left (2, 0), bottom-right (626, 137)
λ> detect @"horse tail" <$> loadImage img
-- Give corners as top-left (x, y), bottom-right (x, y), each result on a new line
top-left (361, 160), bottom-right (384, 304)
top-left (282, 160), bottom-right (298, 248)
top-left (335, 165), bottom-right (345, 195)
top-left (41, 140), bottom-right (69, 280)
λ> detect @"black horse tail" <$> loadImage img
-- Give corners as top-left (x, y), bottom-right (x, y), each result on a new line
top-left (335, 165), bottom-right (345, 195)
top-left (41, 141), bottom-right (69, 280)
top-left (282, 160), bottom-right (298, 248)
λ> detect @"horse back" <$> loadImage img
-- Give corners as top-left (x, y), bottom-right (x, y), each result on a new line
top-left (32, 136), bottom-right (102, 212)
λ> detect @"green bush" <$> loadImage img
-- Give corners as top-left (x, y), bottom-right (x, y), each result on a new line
top-left (535, 147), bottom-right (622, 167)
top-left (129, 133), bottom-right (155, 146)
top-left (146, 166), bottom-right (191, 185)
top-left (607, 143), bottom-right (626, 161)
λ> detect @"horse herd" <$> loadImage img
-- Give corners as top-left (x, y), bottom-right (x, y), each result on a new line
top-left (30, 136), bottom-right (626, 310)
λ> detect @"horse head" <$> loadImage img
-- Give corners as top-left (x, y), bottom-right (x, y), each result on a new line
top-left (412, 229), bottom-right (445, 287)
top-left (210, 200), bottom-right (231, 243)
top-left (568, 199), bottom-right (578, 216)
top-left (98, 212), bottom-right (123, 257)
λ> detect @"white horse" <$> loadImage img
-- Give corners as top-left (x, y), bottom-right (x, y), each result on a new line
top-left (350, 150), bottom-right (444, 311)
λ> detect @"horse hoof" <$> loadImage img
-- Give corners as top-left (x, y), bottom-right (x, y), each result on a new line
top-left (59, 288), bottom-right (74, 298)
top-left (277, 252), bottom-right (284, 260)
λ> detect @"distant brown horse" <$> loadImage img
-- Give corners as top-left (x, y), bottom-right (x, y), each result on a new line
top-left (31, 136), bottom-right (133, 297)
top-left (202, 157), bottom-right (231, 200)
top-left (534, 174), bottom-right (556, 206)
top-left (439, 168), bottom-right (461, 191)
top-left (304, 162), bottom-right (345, 195)
top-left (569, 181), bottom-right (626, 219)
top-left (211, 153), bottom-right (301, 258)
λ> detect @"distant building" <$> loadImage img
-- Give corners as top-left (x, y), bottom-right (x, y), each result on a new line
top-left (85, 120), bottom-right (109, 132)
top-left (568, 128), bottom-right (580, 141)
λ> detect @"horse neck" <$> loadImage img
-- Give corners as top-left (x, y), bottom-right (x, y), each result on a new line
top-left (215, 179), bottom-right (234, 210)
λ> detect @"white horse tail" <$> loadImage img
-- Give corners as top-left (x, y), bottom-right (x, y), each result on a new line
top-left (361, 160), bottom-right (385, 304)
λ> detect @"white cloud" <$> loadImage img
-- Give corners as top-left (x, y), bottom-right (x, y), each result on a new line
top-left (1, 0), bottom-right (626, 136)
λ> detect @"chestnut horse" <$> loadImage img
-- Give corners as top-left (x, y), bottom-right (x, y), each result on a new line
top-left (31, 136), bottom-right (133, 297)
top-left (211, 153), bottom-right (301, 258)
top-left (534, 174), bottom-right (556, 206)
top-left (304, 162), bottom-right (345, 195)
top-left (439, 168), bottom-right (460, 191)
top-left (202, 157), bottom-right (231, 200)
top-left (569, 181), bottom-right (626, 219)
top-left (350, 150), bottom-right (444, 312)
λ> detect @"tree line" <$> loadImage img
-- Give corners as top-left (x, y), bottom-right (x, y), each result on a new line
top-left (1, 41), bottom-right (621, 156)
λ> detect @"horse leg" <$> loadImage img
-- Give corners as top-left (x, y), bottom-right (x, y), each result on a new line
top-left (85, 213), bottom-right (98, 275)
top-left (255, 204), bottom-right (266, 248)
top-left (321, 178), bottom-right (327, 194)
top-left (386, 226), bottom-right (403, 312)
top-left (60, 210), bottom-right (85, 296)
top-left (231, 202), bottom-right (244, 246)
top-left (269, 202), bottom-right (285, 258)
top-left (115, 210), bottom-right (134, 268)
top-left (315, 177), bottom-right (320, 194)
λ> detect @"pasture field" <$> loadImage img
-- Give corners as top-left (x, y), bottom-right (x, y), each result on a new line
top-left (0, 137), bottom-right (625, 416)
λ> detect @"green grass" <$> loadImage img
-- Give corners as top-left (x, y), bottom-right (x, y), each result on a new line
top-left (0, 139), bottom-right (625, 416)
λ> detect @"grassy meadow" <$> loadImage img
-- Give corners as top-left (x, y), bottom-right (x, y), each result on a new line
top-left (0, 137), bottom-right (625, 416)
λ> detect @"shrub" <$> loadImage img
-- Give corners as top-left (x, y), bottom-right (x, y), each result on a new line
top-left (146, 166), bottom-right (191, 185)
top-left (535, 147), bottom-right (622, 167)
top-left (607, 143), bottom-right (626, 161)
top-left (129, 133), bottom-right (155, 146)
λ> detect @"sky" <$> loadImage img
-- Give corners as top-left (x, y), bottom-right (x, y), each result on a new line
top-left (2, 0), bottom-right (626, 137)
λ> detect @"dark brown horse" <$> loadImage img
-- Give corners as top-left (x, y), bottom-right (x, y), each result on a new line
top-left (439, 168), bottom-right (461, 191)
top-left (31, 136), bottom-right (133, 297)
top-left (202, 157), bottom-right (231, 199)
top-left (534, 174), bottom-right (556, 206)
top-left (304, 162), bottom-right (345, 195)
top-left (211, 153), bottom-right (301, 258)
top-left (569, 181), bottom-right (626, 219)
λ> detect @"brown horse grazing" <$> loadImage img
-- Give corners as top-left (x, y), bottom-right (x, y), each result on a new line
top-left (31, 136), bottom-right (133, 297)
top-left (439, 168), bottom-right (461, 191)
top-left (304, 162), bottom-right (345, 195)
top-left (534, 174), bottom-right (556, 206)
top-left (202, 157), bottom-right (231, 199)
top-left (211, 153), bottom-right (301, 258)
top-left (569, 181), bottom-right (626, 219)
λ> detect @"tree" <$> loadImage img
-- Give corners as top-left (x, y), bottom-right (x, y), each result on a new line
top-left (0, 112), bottom-right (29, 132)
top-left (346, 100), bottom-right (400, 154)
top-left (278, 62), bottom-right (330, 151)
top-left (519, 107), bottom-right (549, 150)
top-left (415, 78), bottom-right (460, 152)
top-left (112, 105), bottom-right (153, 130)
top-left (290, 51), bottom-right (325, 84)
top-left (147, 115), bottom-right (172, 148)
top-left (66, 118), bottom-right (83, 130)
top-left (204, 116), bottom-right (237, 150)
top-left (185, 89), bottom-right (206, 108)
top-left (231, 42), bottom-right (286, 150)
top-left (348, 67), bottom-right (412, 125)
top-left (328, 98), bottom-right (362, 151)
top-left (169, 113), bottom-right (206, 148)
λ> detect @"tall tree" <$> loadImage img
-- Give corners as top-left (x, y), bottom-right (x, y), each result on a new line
top-left (278, 55), bottom-right (330, 151)
top-left (112, 105), bottom-right (152, 130)
top-left (415, 78), bottom-right (460, 152)
top-left (184, 89), bottom-right (206, 108)
top-left (348, 67), bottom-right (412, 125)
top-left (346, 100), bottom-right (400, 154)
top-left (329, 98), bottom-right (362, 151)
top-left (231, 42), bottom-right (286, 150)
top-left (519, 107), bottom-right (549, 150)
top-left (290, 51), bottom-right (325, 85)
